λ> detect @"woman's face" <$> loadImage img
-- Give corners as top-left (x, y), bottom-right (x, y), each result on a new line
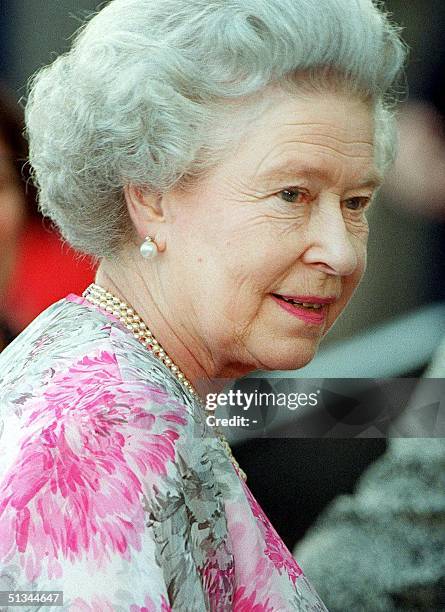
top-left (160, 88), bottom-right (381, 375)
top-left (0, 137), bottom-right (26, 300)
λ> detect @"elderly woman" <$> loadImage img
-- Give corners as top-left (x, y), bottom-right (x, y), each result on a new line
top-left (0, 0), bottom-right (405, 609)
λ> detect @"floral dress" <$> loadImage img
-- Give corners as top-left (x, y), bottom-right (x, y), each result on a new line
top-left (0, 294), bottom-right (327, 611)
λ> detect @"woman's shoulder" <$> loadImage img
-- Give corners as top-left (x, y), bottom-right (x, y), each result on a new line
top-left (0, 297), bottom-right (206, 605)
top-left (0, 295), bottom-right (116, 383)
top-left (0, 294), bottom-right (188, 402)
top-left (0, 295), bottom-right (199, 484)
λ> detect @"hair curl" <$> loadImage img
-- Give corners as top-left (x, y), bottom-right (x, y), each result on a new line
top-left (25, 0), bottom-right (407, 258)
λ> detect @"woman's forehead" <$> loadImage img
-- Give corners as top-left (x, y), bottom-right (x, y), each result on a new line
top-left (229, 90), bottom-right (374, 154)
top-left (254, 88), bottom-right (373, 135)
top-left (217, 91), bottom-right (379, 187)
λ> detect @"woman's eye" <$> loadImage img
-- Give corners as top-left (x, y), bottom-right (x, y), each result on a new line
top-left (278, 188), bottom-right (307, 204)
top-left (344, 197), bottom-right (371, 211)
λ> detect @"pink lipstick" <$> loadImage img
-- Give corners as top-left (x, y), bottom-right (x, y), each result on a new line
top-left (271, 293), bottom-right (335, 325)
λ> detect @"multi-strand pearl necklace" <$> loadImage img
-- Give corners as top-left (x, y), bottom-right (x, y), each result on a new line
top-left (83, 283), bottom-right (247, 482)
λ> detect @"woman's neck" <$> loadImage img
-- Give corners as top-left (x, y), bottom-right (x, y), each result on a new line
top-left (95, 257), bottom-right (239, 401)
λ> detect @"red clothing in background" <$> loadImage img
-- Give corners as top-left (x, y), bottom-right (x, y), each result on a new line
top-left (4, 219), bottom-right (96, 332)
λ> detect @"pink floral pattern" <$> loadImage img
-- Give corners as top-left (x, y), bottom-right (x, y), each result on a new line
top-left (233, 586), bottom-right (275, 611)
top-left (241, 480), bottom-right (304, 586)
top-left (0, 295), bottom-right (327, 610)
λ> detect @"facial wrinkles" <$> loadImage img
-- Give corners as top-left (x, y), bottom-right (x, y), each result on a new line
top-left (250, 109), bottom-right (375, 182)
top-left (250, 179), bottom-right (367, 257)
top-left (217, 173), bottom-right (262, 206)
top-left (193, 96), bottom-right (372, 367)
top-left (206, 171), bottom-right (299, 247)
top-left (207, 277), bottom-right (262, 359)
top-left (220, 172), bottom-right (305, 235)
top-left (197, 207), bottom-right (279, 346)
top-left (280, 121), bottom-right (374, 149)
top-left (222, 180), bottom-right (306, 231)
top-left (298, 141), bottom-right (373, 166)
top-left (262, 141), bottom-right (373, 186)
top-left (219, 168), bottom-right (366, 297)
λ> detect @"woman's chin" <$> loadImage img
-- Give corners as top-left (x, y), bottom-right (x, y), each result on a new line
top-left (255, 339), bottom-right (321, 373)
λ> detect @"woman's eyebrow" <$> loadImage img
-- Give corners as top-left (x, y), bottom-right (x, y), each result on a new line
top-left (253, 162), bottom-right (384, 189)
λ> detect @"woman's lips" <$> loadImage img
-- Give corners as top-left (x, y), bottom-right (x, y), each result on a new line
top-left (270, 294), bottom-right (327, 325)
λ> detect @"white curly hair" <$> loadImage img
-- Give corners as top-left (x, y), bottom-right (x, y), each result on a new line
top-left (25, 0), bottom-right (407, 258)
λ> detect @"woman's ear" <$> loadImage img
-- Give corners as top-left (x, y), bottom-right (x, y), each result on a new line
top-left (124, 184), bottom-right (166, 250)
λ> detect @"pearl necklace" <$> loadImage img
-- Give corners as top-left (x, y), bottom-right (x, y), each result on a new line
top-left (83, 283), bottom-right (247, 482)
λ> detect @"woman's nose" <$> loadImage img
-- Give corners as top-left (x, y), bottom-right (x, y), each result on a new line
top-left (301, 204), bottom-right (359, 276)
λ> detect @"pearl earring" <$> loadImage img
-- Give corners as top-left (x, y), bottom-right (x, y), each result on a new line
top-left (140, 236), bottom-right (159, 260)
